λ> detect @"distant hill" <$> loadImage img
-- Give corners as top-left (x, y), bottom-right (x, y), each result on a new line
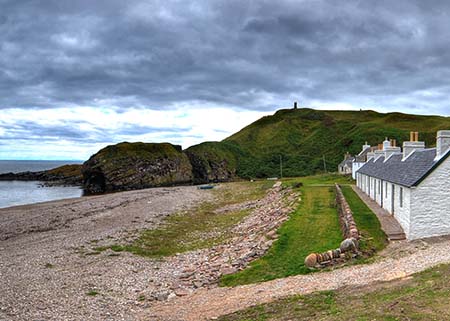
top-left (81, 108), bottom-right (450, 193)
top-left (211, 108), bottom-right (450, 178)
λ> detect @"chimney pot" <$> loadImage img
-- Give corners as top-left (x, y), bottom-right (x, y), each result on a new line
top-left (436, 130), bottom-right (450, 159)
top-left (410, 131), bottom-right (414, 141)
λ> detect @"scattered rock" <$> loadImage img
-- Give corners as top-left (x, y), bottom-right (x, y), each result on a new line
top-left (304, 253), bottom-right (318, 268)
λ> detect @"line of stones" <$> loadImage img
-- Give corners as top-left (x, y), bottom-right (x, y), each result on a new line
top-left (304, 184), bottom-right (360, 268)
top-left (335, 183), bottom-right (360, 240)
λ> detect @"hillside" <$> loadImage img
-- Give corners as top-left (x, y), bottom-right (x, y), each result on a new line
top-left (220, 108), bottom-right (450, 178)
top-left (79, 108), bottom-right (450, 191)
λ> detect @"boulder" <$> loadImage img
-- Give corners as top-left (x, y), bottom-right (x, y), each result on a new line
top-left (82, 142), bottom-right (193, 194)
top-left (304, 253), bottom-right (318, 268)
top-left (339, 238), bottom-right (358, 253)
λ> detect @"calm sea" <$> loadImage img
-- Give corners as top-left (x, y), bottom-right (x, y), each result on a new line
top-left (0, 160), bottom-right (84, 209)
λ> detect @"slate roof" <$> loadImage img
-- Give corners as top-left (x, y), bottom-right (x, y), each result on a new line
top-left (355, 147), bottom-right (371, 162)
top-left (339, 157), bottom-right (354, 168)
top-left (357, 148), bottom-right (449, 187)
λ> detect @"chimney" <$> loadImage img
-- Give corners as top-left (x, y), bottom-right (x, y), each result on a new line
top-left (374, 149), bottom-right (385, 161)
top-left (403, 131), bottom-right (425, 160)
top-left (382, 137), bottom-right (391, 150)
top-left (362, 141), bottom-right (370, 151)
top-left (344, 152), bottom-right (351, 160)
top-left (294, 101), bottom-right (298, 109)
top-left (436, 130), bottom-right (450, 159)
top-left (384, 146), bottom-right (401, 160)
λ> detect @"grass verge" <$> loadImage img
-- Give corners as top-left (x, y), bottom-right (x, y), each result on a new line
top-left (219, 174), bottom-right (387, 287)
top-left (340, 185), bottom-right (388, 257)
top-left (218, 263), bottom-right (450, 321)
top-left (219, 182), bottom-right (342, 286)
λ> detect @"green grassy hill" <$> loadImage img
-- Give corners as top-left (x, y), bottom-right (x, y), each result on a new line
top-left (217, 108), bottom-right (450, 178)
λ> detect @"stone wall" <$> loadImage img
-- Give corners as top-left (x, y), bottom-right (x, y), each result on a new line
top-left (304, 184), bottom-right (360, 268)
top-left (335, 184), bottom-right (360, 240)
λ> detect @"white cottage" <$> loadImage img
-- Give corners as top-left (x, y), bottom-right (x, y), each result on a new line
top-left (356, 130), bottom-right (450, 240)
top-left (338, 152), bottom-right (354, 175)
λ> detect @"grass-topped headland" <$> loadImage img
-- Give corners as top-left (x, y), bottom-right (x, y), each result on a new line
top-left (80, 108), bottom-right (450, 194)
top-left (223, 108), bottom-right (450, 178)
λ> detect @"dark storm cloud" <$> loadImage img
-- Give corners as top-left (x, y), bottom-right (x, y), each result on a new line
top-left (1, 0), bottom-right (450, 113)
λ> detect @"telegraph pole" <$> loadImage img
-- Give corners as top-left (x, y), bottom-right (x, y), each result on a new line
top-left (280, 155), bottom-right (283, 178)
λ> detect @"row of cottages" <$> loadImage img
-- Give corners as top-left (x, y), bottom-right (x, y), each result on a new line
top-left (356, 130), bottom-right (450, 240)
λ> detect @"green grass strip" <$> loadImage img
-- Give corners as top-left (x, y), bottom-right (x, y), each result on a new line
top-left (220, 185), bottom-right (342, 286)
top-left (340, 185), bottom-right (388, 255)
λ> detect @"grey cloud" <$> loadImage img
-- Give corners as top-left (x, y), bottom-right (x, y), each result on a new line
top-left (1, 0), bottom-right (450, 113)
top-left (0, 119), bottom-right (190, 144)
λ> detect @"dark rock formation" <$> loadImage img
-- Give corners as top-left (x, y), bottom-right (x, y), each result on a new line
top-left (185, 142), bottom-right (239, 184)
top-left (0, 164), bottom-right (83, 186)
top-left (82, 142), bottom-right (193, 194)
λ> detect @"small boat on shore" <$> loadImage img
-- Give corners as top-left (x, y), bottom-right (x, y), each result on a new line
top-left (198, 185), bottom-right (214, 190)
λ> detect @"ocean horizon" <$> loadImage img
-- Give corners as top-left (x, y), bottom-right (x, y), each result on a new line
top-left (0, 160), bottom-right (84, 209)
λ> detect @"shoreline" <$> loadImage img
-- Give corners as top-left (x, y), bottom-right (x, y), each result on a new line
top-left (0, 181), bottom-right (83, 210)
top-left (0, 185), bottom-right (214, 320)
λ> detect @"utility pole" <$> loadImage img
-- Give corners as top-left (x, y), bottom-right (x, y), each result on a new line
top-left (280, 155), bottom-right (283, 178)
top-left (323, 155), bottom-right (327, 173)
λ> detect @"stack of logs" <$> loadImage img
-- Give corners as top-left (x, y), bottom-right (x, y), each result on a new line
top-left (304, 184), bottom-right (360, 268)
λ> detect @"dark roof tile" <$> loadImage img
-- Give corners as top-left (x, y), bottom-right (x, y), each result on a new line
top-left (357, 149), bottom-right (439, 187)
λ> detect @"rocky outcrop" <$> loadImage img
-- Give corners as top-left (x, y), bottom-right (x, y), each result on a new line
top-left (185, 142), bottom-right (239, 184)
top-left (82, 142), bottom-right (193, 195)
top-left (146, 182), bottom-right (300, 300)
top-left (0, 164), bottom-right (83, 186)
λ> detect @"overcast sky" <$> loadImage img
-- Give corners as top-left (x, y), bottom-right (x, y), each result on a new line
top-left (2, 0), bottom-right (450, 160)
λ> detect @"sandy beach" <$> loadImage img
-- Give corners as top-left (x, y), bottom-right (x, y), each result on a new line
top-left (0, 186), bottom-right (212, 321)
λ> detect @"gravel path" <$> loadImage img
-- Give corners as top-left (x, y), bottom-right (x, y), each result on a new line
top-left (146, 236), bottom-right (450, 321)
top-left (0, 186), bottom-right (213, 321)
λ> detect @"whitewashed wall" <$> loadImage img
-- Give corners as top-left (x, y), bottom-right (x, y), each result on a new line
top-left (352, 162), bottom-right (365, 179)
top-left (409, 157), bottom-right (450, 239)
top-left (358, 173), bottom-right (412, 238)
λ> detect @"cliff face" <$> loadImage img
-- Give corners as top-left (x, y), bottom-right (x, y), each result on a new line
top-left (185, 142), bottom-right (239, 184)
top-left (82, 142), bottom-right (193, 194)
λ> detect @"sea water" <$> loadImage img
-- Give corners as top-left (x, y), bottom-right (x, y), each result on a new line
top-left (0, 160), bottom-right (84, 209)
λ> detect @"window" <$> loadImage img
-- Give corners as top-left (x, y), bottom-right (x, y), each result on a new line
top-left (385, 182), bottom-right (388, 197)
top-left (400, 187), bottom-right (403, 207)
